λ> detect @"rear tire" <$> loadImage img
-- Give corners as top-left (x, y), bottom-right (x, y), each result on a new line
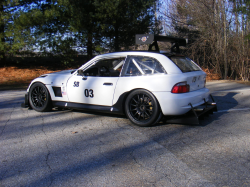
top-left (125, 89), bottom-right (161, 127)
top-left (29, 82), bottom-right (52, 112)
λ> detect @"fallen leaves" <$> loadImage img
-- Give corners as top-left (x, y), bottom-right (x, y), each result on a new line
top-left (203, 68), bottom-right (221, 80)
top-left (0, 66), bottom-right (56, 85)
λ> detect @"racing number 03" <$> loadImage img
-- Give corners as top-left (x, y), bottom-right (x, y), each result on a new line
top-left (85, 89), bottom-right (94, 98)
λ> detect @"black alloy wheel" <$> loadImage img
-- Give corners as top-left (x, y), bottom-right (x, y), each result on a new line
top-left (29, 82), bottom-right (52, 112)
top-left (125, 89), bottom-right (161, 127)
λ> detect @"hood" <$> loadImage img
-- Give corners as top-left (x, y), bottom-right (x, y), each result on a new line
top-left (28, 69), bottom-right (77, 92)
top-left (42, 69), bottom-right (76, 76)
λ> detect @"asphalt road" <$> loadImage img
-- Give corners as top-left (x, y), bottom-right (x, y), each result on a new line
top-left (0, 81), bottom-right (250, 187)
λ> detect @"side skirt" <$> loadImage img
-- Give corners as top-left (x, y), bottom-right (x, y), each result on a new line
top-left (52, 101), bottom-right (124, 115)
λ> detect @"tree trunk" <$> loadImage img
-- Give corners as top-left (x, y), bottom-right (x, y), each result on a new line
top-left (114, 22), bottom-right (119, 52)
top-left (87, 32), bottom-right (93, 60)
top-left (222, 0), bottom-right (227, 79)
top-left (0, 4), bottom-right (5, 65)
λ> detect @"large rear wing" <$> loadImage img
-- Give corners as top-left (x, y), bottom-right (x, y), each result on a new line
top-left (135, 34), bottom-right (187, 53)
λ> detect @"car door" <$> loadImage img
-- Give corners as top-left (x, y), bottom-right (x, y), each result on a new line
top-left (66, 58), bottom-right (125, 106)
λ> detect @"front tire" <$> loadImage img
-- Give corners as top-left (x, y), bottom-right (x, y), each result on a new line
top-left (125, 89), bottom-right (161, 127)
top-left (29, 82), bottom-right (52, 112)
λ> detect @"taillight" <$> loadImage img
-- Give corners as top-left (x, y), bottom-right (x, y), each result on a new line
top-left (171, 82), bottom-right (190, 93)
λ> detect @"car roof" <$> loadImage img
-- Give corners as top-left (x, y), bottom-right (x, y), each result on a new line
top-left (78, 51), bottom-right (184, 74)
top-left (97, 51), bottom-right (184, 58)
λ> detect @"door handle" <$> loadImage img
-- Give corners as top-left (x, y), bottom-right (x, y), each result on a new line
top-left (103, 83), bottom-right (113, 86)
top-left (82, 77), bottom-right (87, 80)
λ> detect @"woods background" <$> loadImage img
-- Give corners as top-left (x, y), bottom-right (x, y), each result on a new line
top-left (0, 0), bottom-right (250, 81)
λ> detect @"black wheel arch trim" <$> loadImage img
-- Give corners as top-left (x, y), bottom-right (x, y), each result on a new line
top-left (112, 88), bottom-right (163, 115)
top-left (21, 81), bottom-right (51, 109)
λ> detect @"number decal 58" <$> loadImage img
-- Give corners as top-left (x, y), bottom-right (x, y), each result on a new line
top-left (85, 89), bottom-right (94, 98)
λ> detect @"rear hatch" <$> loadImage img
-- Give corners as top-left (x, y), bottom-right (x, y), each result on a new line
top-left (169, 56), bottom-right (206, 91)
top-left (185, 72), bottom-right (206, 91)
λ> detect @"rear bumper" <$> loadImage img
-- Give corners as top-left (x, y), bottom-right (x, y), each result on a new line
top-left (21, 93), bottom-right (30, 108)
top-left (153, 87), bottom-right (210, 115)
top-left (163, 95), bottom-right (217, 125)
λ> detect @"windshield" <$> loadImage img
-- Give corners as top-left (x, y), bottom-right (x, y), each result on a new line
top-left (170, 57), bottom-right (201, 72)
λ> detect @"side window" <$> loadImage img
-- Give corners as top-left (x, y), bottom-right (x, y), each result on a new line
top-left (123, 56), bottom-right (166, 76)
top-left (82, 58), bottom-right (125, 77)
top-left (82, 66), bottom-right (98, 76)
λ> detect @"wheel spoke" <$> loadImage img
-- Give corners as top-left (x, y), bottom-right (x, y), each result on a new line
top-left (38, 100), bottom-right (42, 107)
top-left (137, 112), bottom-right (141, 120)
top-left (140, 97), bottom-right (143, 104)
top-left (132, 98), bottom-right (138, 104)
top-left (142, 112), bottom-right (145, 120)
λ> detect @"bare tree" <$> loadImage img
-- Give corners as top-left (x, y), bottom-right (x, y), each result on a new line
top-left (160, 0), bottom-right (250, 81)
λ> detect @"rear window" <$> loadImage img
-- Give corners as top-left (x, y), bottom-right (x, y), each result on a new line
top-left (170, 57), bottom-right (201, 72)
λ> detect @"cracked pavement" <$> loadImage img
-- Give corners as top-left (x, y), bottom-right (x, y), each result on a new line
top-left (0, 81), bottom-right (250, 186)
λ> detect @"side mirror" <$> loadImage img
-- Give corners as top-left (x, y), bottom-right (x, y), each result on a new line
top-left (77, 69), bottom-right (84, 76)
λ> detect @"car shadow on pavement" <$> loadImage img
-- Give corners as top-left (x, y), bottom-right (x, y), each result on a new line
top-left (70, 109), bottom-right (127, 119)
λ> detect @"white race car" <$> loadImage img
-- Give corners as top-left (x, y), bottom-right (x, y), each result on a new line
top-left (21, 35), bottom-right (217, 126)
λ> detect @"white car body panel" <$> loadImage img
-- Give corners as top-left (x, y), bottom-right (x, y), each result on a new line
top-left (67, 76), bottom-right (119, 106)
